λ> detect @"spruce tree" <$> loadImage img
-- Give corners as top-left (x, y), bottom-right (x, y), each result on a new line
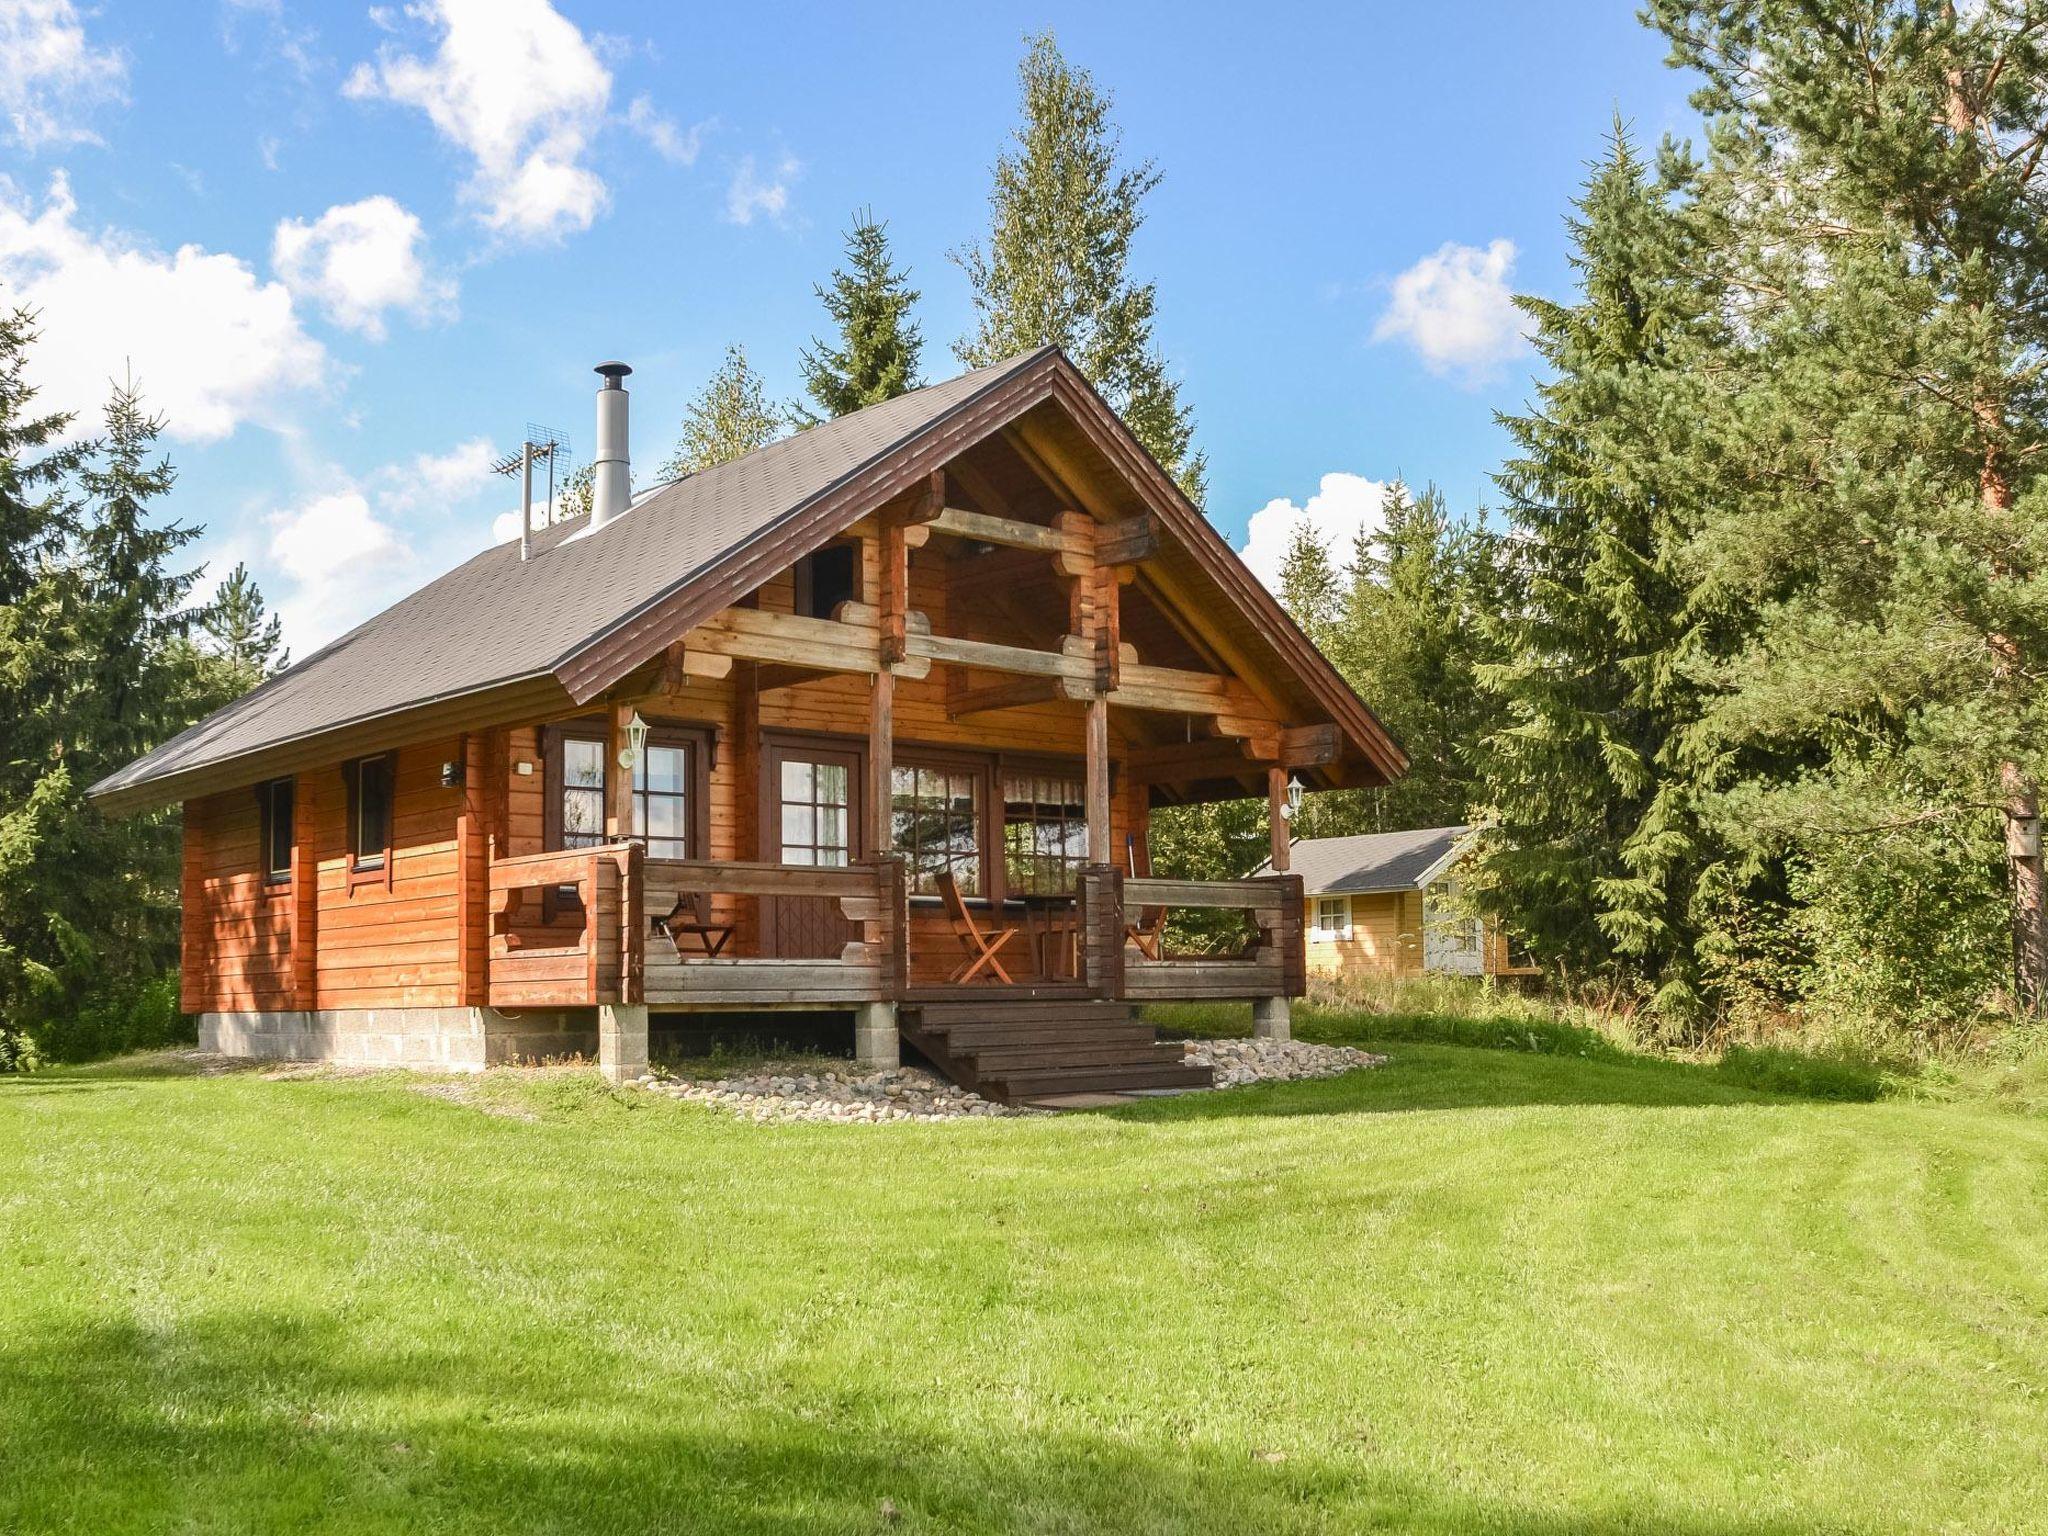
top-left (1471, 127), bottom-right (1724, 1024)
top-left (660, 344), bottom-right (783, 479)
top-left (1341, 482), bottom-right (1507, 831)
top-left (1276, 520), bottom-right (1342, 652)
top-left (1647, 0), bottom-right (2048, 1017)
top-left (201, 561), bottom-right (288, 686)
top-left (796, 211), bottom-right (923, 424)
top-left (955, 31), bottom-right (1205, 504)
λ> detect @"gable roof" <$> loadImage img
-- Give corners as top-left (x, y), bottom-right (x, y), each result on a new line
top-left (1267, 825), bottom-right (1472, 894)
top-left (92, 348), bottom-right (1403, 814)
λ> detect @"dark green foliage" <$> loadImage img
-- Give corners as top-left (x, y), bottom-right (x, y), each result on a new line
top-left (1335, 482), bottom-right (1513, 831)
top-left (1469, 127), bottom-right (1725, 1030)
top-left (0, 324), bottom-right (267, 1067)
top-left (201, 561), bottom-right (287, 688)
top-left (796, 211), bottom-right (923, 424)
top-left (956, 31), bottom-right (1205, 504)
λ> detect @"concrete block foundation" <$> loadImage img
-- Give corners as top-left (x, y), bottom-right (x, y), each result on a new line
top-left (199, 1007), bottom-right (592, 1072)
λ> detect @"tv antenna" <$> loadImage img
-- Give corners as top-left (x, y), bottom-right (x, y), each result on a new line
top-left (490, 424), bottom-right (570, 562)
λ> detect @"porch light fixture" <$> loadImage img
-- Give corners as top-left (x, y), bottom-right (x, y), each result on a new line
top-left (618, 708), bottom-right (649, 771)
top-left (1282, 774), bottom-right (1306, 823)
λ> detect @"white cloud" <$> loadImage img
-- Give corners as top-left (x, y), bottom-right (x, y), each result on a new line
top-left (626, 95), bottom-right (703, 165)
top-left (1238, 472), bottom-right (1392, 595)
top-left (343, 0), bottom-right (612, 242)
top-left (380, 435), bottom-right (496, 512)
top-left (725, 153), bottom-right (799, 226)
top-left (272, 194), bottom-right (454, 338)
top-left (1372, 238), bottom-right (1528, 386)
top-left (267, 488), bottom-right (412, 649)
top-left (0, 0), bottom-right (126, 149)
top-left (0, 172), bottom-right (326, 441)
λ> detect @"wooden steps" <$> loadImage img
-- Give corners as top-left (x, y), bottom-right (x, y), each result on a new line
top-left (899, 997), bottom-right (1211, 1104)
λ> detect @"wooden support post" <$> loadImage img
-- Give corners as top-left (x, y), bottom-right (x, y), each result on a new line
top-left (1268, 765), bottom-right (1291, 873)
top-left (607, 701), bottom-right (634, 841)
top-left (869, 669), bottom-right (894, 866)
top-left (456, 733), bottom-right (488, 1006)
top-left (290, 771), bottom-right (318, 1011)
top-left (879, 510), bottom-right (908, 666)
top-left (1086, 696), bottom-right (1112, 864)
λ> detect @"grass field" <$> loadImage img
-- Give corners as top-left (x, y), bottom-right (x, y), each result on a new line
top-left (3, 1006), bottom-right (2046, 1534)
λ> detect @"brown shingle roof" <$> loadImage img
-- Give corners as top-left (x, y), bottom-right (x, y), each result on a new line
top-left (90, 351), bottom-right (1046, 809)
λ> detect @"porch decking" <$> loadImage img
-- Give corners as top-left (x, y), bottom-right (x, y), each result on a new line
top-left (484, 844), bottom-right (1304, 1091)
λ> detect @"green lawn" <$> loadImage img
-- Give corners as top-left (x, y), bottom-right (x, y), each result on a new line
top-left (3, 1021), bottom-right (2045, 1534)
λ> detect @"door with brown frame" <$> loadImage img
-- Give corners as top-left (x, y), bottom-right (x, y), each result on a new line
top-left (761, 738), bottom-right (863, 958)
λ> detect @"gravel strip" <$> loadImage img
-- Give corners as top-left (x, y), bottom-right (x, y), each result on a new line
top-left (1181, 1036), bottom-right (1388, 1088)
top-left (628, 1036), bottom-right (1386, 1123)
top-left (632, 1065), bottom-right (1035, 1123)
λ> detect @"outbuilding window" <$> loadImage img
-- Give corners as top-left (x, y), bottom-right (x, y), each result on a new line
top-left (1315, 896), bottom-right (1351, 940)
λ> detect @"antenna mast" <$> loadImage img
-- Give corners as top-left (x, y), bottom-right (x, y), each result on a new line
top-left (490, 424), bottom-right (570, 563)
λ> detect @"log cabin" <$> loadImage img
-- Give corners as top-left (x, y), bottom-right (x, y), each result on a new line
top-left (90, 348), bottom-right (1407, 1101)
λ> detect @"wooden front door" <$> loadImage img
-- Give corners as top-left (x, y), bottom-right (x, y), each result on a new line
top-left (762, 741), bottom-right (863, 958)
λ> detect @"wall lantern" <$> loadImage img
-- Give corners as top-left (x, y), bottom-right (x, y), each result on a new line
top-left (618, 708), bottom-right (650, 772)
top-left (1282, 773), bottom-right (1306, 823)
top-left (439, 760), bottom-right (463, 789)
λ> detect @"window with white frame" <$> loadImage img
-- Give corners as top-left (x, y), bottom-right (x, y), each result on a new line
top-left (1314, 896), bottom-right (1351, 939)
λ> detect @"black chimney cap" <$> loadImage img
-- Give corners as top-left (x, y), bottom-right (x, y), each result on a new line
top-left (594, 361), bottom-right (632, 384)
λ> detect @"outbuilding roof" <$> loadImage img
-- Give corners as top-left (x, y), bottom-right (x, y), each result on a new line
top-left (1266, 825), bottom-right (1472, 894)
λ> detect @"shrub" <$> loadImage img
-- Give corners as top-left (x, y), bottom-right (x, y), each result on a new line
top-left (30, 972), bottom-right (192, 1065)
top-left (1712, 1044), bottom-right (1886, 1102)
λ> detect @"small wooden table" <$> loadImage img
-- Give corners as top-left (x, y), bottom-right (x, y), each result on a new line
top-left (1014, 894), bottom-right (1081, 980)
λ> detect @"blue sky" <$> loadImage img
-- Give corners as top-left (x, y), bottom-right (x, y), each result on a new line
top-left (0, 1), bottom-right (1693, 654)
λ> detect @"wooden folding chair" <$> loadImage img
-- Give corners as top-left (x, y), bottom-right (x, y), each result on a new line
top-left (654, 889), bottom-right (736, 958)
top-left (937, 869), bottom-right (1018, 984)
top-left (1123, 833), bottom-right (1167, 961)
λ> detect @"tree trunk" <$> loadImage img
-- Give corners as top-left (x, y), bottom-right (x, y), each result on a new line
top-left (2005, 764), bottom-right (2047, 1015)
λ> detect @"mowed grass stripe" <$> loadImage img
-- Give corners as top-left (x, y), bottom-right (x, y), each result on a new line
top-left (2, 1042), bottom-right (2045, 1534)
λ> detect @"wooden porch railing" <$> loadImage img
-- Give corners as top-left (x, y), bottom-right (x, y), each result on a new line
top-left (1069, 867), bottom-right (1302, 1001)
top-left (482, 847), bottom-right (1297, 1010)
top-left (641, 855), bottom-right (906, 1006)
top-left (486, 842), bottom-right (641, 1009)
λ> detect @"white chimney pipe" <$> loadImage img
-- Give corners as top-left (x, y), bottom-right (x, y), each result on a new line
top-left (591, 361), bottom-right (631, 528)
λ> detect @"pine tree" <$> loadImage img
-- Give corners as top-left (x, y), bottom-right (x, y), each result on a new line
top-left (1276, 519), bottom-right (1341, 651)
top-left (1647, 0), bottom-right (2048, 1018)
top-left (796, 211), bottom-right (923, 424)
top-left (1470, 127), bottom-right (1724, 1024)
top-left (202, 561), bottom-right (287, 686)
top-left (660, 344), bottom-right (783, 479)
top-left (955, 31), bottom-right (1206, 504)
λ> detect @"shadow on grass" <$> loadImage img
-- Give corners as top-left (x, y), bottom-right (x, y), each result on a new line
top-left (0, 1312), bottom-right (1836, 1536)
top-left (1111, 1040), bottom-right (1839, 1124)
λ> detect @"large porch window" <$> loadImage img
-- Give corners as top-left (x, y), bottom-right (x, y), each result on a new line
top-left (1001, 770), bottom-right (1086, 894)
top-left (892, 762), bottom-right (981, 896)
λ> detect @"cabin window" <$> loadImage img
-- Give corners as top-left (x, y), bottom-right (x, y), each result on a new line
top-left (892, 762), bottom-right (981, 896)
top-left (1315, 896), bottom-right (1351, 940)
top-left (779, 757), bottom-right (853, 868)
top-left (258, 777), bottom-right (294, 884)
top-left (793, 541), bottom-right (860, 620)
top-left (544, 726), bottom-right (609, 851)
top-left (1000, 770), bottom-right (1086, 895)
top-left (346, 755), bottom-right (392, 873)
top-left (633, 730), bottom-right (705, 861)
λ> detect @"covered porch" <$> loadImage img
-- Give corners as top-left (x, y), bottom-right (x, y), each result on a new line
top-left (482, 841), bottom-right (1305, 1086)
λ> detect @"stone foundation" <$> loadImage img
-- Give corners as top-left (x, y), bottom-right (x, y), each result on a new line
top-left (199, 1007), bottom-right (592, 1072)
